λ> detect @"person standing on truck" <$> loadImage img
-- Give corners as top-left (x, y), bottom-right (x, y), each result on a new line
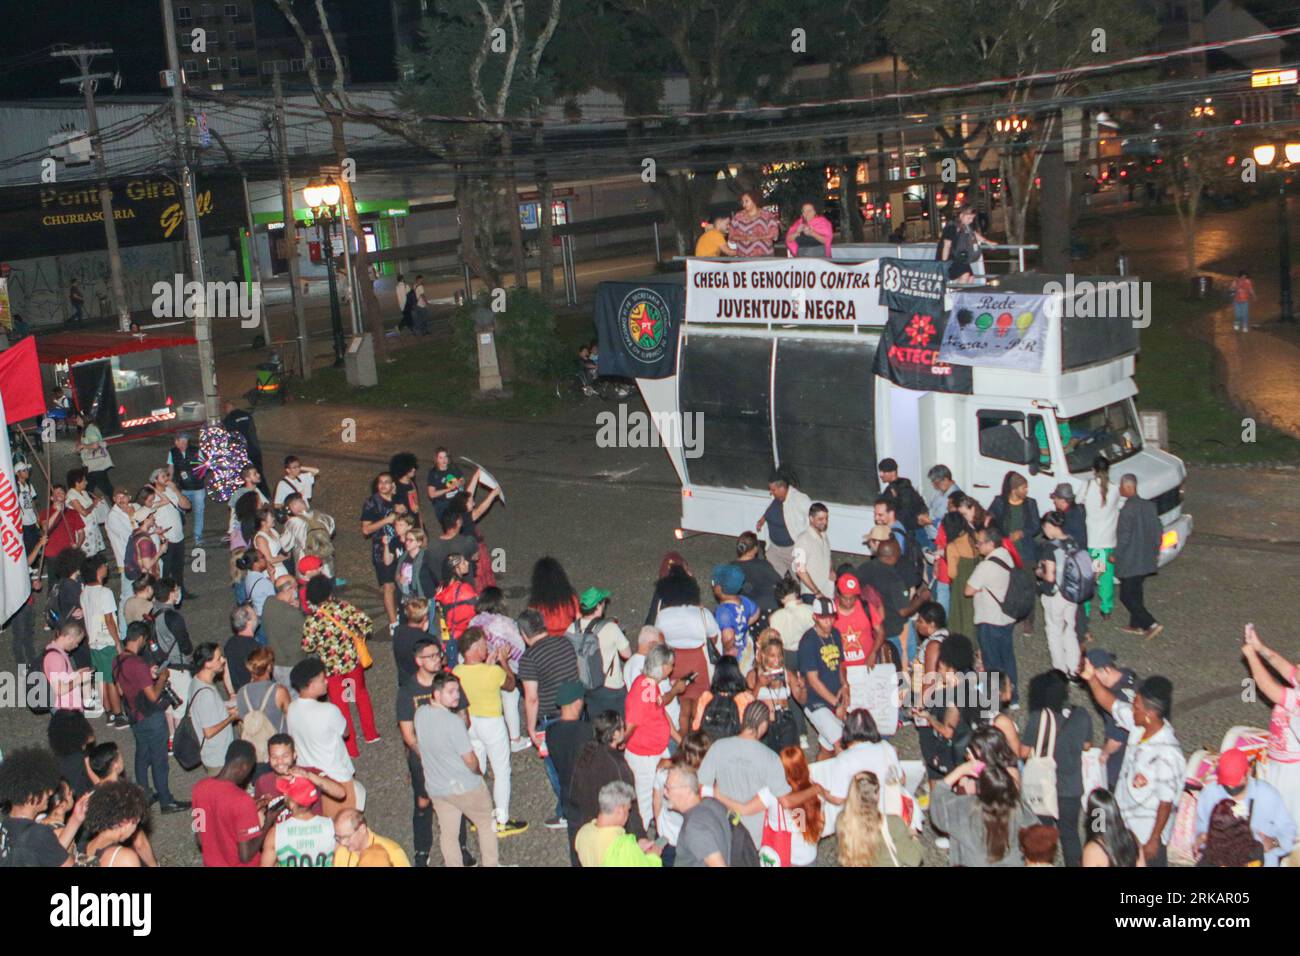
top-left (966, 527), bottom-right (1020, 708)
top-left (730, 191), bottom-right (779, 257)
top-left (937, 205), bottom-right (989, 282)
top-left (756, 469), bottom-right (811, 578)
top-left (784, 201), bottom-right (833, 258)
top-left (1114, 474), bottom-right (1162, 640)
top-left (792, 503), bottom-right (834, 601)
top-left (694, 216), bottom-right (735, 257)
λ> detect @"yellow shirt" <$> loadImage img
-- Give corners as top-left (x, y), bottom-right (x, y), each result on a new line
top-left (453, 663), bottom-right (507, 717)
top-left (333, 831), bottom-right (411, 867)
top-left (695, 229), bottom-right (730, 257)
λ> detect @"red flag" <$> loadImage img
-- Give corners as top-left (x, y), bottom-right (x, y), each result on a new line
top-left (0, 337), bottom-right (45, 424)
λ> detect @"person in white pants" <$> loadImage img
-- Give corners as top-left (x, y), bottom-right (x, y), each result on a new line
top-left (1037, 512), bottom-right (1081, 678)
top-left (624, 643), bottom-right (681, 827)
top-left (452, 629), bottom-right (528, 837)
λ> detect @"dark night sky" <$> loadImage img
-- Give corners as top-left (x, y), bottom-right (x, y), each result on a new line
top-left (0, 0), bottom-right (397, 100)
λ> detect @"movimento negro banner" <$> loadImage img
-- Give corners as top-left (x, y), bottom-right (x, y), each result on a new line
top-left (876, 256), bottom-right (947, 314)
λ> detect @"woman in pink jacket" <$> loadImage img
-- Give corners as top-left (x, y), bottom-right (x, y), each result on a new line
top-left (785, 201), bottom-right (833, 257)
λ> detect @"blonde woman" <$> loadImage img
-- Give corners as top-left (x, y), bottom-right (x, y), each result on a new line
top-left (836, 771), bottom-right (922, 867)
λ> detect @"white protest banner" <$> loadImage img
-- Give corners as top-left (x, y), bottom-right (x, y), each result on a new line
top-left (847, 663), bottom-right (900, 735)
top-left (460, 456), bottom-right (505, 506)
top-left (0, 387), bottom-right (31, 622)
top-left (686, 258), bottom-right (885, 327)
top-left (938, 292), bottom-right (1051, 372)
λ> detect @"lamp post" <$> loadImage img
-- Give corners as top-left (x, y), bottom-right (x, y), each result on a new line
top-left (303, 176), bottom-right (347, 364)
top-left (1252, 142), bottom-right (1300, 324)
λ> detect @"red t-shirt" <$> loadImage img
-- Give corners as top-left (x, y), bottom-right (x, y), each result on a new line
top-left (192, 778), bottom-right (262, 867)
top-left (42, 505), bottom-right (84, 558)
top-left (836, 600), bottom-right (876, 670)
top-left (624, 674), bottom-right (671, 757)
top-left (253, 769), bottom-right (325, 825)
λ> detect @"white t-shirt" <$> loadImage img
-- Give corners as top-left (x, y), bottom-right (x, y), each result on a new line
top-left (809, 739), bottom-right (902, 833)
top-left (792, 526), bottom-right (833, 597)
top-left (653, 765), bottom-right (684, 845)
top-left (968, 547), bottom-right (1016, 626)
top-left (1081, 478), bottom-right (1122, 550)
top-left (154, 496), bottom-right (184, 545)
top-left (654, 605), bottom-right (720, 651)
top-left (275, 474), bottom-right (316, 506)
top-left (758, 786), bottom-right (819, 866)
top-left (17, 480), bottom-right (38, 525)
top-left (106, 507), bottom-right (133, 567)
top-left (625, 653), bottom-right (681, 726)
top-left (80, 583), bottom-right (119, 651)
top-left (286, 697), bottom-right (355, 782)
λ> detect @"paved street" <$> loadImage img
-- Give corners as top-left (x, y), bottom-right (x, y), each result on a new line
top-left (1, 397), bottom-right (1294, 866)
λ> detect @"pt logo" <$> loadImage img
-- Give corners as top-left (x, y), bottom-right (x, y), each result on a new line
top-left (618, 288), bottom-right (669, 365)
top-left (905, 312), bottom-right (936, 346)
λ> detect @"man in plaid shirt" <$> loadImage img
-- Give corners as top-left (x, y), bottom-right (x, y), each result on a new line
top-left (302, 576), bottom-right (381, 758)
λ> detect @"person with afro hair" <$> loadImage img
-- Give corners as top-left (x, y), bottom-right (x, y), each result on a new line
top-left (0, 747), bottom-right (83, 865)
top-left (79, 781), bottom-right (148, 867)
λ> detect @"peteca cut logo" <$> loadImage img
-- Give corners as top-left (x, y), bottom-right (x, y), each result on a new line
top-left (618, 288), bottom-right (670, 364)
top-left (905, 312), bottom-right (936, 346)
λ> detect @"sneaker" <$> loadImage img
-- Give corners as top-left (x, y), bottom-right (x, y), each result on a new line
top-left (1145, 623), bottom-right (1165, 640)
top-left (934, 836), bottom-right (950, 850)
top-left (460, 847), bottom-right (477, 867)
top-left (364, 735), bottom-right (383, 744)
top-left (510, 737), bottom-right (532, 753)
top-left (1009, 702), bottom-right (1021, 712)
top-left (413, 851), bottom-right (430, 868)
top-left (159, 800), bottom-right (191, 814)
top-left (1120, 626), bottom-right (1146, 635)
top-left (543, 815), bottom-right (567, 830)
top-left (496, 820), bottom-right (529, 838)
top-left (109, 714), bottom-right (131, 729)
top-left (334, 577), bottom-right (348, 587)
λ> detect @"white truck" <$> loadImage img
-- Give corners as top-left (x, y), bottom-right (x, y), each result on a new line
top-left (619, 248), bottom-right (1191, 562)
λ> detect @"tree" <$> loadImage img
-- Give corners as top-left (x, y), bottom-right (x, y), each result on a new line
top-left (883, 0), bottom-right (1156, 257)
top-left (1153, 101), bottom-right (1233, 275)
top-left (272, 0), bottom-right (390, 363)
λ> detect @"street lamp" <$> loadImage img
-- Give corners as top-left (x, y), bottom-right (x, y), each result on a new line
top-left (1252, 142), bottom-right (1300, 323)
top-left (303, 175), bottom-right (347, 364)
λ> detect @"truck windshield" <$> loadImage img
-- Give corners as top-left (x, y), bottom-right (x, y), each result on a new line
top-left (1062, 400), bottom-right (1143, 473)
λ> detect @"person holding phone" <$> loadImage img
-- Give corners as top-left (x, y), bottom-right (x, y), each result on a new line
top-left (1242, 623), bottom-right (1300, 851)
top-left (928, 726), bottom-right (1036, 866)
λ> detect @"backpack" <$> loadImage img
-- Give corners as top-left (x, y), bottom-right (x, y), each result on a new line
top-left (153, 608), bottom-right (192, 668)
top-left (763, 705), bottom-right (800, 754)
top-left (700, 692), bottom-right (742, 740)
top-left (300, 511), bottom-right (335, 564)
top-left (27, 647), bottom-right (61, 716)
top-left (727, 807), bottom-right (760, 868)
top-left (988, 555), bottom-right (1036, 621)
top-left (1022, 709), bottom-right (1059, 818)
top-left (239, 683), bottom-right (278, 762)
top-left (567, 617), bottom-right (607, 691)
top-left (124, 531), bottom-right (146, 581)
top-left (172, 684), bottom-right (216, 771)
top-left (1056, 540), bottom-right (1096, 605)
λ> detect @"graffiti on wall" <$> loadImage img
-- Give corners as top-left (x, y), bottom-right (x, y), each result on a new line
top-left (6, 238), bottom-right (234, 326)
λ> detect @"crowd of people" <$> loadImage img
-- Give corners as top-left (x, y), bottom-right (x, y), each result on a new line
top-left (1, 410), bottom-right (1296, 870)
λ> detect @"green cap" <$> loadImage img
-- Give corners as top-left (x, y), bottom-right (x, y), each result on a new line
top-left (579, 586), bottom-right (611, 611)
top-left (555, 680), bottom-right (586, 707)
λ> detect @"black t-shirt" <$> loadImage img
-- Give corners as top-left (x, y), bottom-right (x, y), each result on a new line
top-left (856, 560), bottom-right (909, 637)
top-left (547, 717), bottom-right (595, 815)
top-left (223, 634), bottom-right (259, 691)
top-left (1100, 669), bottom-right (1137, 783)
top-left (738, 558), bottom-right (783, 612)
top-left (392, 625), bottom-right (431, 685)
top-left (395, 675), bottom-right (437, 724)
top-left (518, 636), bottom-right (580, 718)
top-left (58, 752), bottom-right (93, 799)
top-left (762, 499), bottom-right (793, 548)
top-left (426, 535), bottom-right (478, 583)
top-left (394, 480), bottom-right (421, 524)
top-left (1, 816), bottom-right (69, 866)
top-left (360, 494), bottom-right (398, 566)
top-left (426, 466), bottom-right (465, 520)
top-left (940, 221), bottom-right (978, 278)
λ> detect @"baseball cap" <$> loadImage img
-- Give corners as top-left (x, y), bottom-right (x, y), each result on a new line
top-left (1051, 482), bottom-right (1076, 501)
top-left (275, 774), bottom-right (320, 807)
top-left (1216, 748), bottom-right (1250, 788)
top-left (865, 524), bottom-right (893, 543)
top-left (555, 680), bottom-right (586, 708)
top-left (297, 555), bottom-right (324, 574)
top-left (12, 456), bottom-right (29, 472)
top-left (711, 564), bottom-right (745, 596)
top-left (836, 573), bottom-right (860, 596)
top-left (812, 596), bottom-right (836, 618)
top-left (579, 586), bottom-right (611, 611)
top-left (1085, 648), bottom-right (1117, 669)
top-left (131, 504), bottom-right (154, 522)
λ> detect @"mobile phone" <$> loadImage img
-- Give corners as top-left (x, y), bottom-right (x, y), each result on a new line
top-left (684, 671), bottom-right (699, 684)
top-left (968, 760), bottom-right (986, 777)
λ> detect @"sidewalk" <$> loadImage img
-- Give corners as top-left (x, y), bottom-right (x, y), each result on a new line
top-left (1096, 199), bottom-right (1300, 439)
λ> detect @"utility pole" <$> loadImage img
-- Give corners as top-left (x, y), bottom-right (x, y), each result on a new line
top-left (52, 47), bottom-right (130, 332)
top-left (273, 67), bottom-right (311, 379)
top-left (160, 0), bottom-right (219, 420)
